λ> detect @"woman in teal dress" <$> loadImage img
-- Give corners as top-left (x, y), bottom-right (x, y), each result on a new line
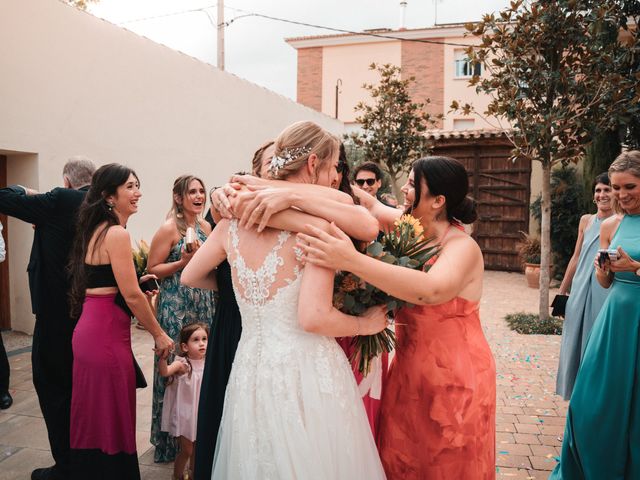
top-left (147, 175), bottom-right (216, 464)
top-left (555, 173), bottom-right (613, 400)
top-left (551, 150), bottom-right (640, 479)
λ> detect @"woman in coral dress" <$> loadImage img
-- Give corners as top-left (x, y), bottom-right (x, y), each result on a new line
top-left (299, 156), bottom-right (496, 480)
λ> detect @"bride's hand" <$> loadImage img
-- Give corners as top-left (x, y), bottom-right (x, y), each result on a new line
top-left (238, 187), bottom-right (296, 232)
top-left (297, 223), bottom-right (357, 272)
top-left (210, 183), bottom-right (242, 219)
top-left (231, 174), bottom-right (272, 188)
top-left (358, 305), bottom-right (388, 335)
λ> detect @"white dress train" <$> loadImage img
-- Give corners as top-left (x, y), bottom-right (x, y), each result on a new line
top-left (211, 220), bottom-right (386, 480)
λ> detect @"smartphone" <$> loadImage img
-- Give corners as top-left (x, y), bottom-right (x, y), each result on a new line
top-left (140, 278), bottom-right (160, 292)
top-left (598, 248), bottom-right (619, 269)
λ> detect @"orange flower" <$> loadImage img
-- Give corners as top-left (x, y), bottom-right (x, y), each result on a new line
top-left (341, 275), bottom-right (360, 293)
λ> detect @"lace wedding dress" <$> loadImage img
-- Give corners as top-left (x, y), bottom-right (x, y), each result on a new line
top-left (211, 221), bottom-right (386, 480)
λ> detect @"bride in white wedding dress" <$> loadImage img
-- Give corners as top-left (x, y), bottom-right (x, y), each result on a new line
top-left (182, 121), bottom-right (387, 480)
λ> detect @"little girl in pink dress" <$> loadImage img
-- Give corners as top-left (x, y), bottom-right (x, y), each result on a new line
top-left (159, 322), bottom-right (208, 480)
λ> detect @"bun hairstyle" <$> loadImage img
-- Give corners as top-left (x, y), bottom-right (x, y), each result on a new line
top-left (251, 140), bottom-right (275, 177)
top-left (411, 156), bottom-right (478, 224)
top-left (268, 121), bottom-right (340, 181)
top-left (592, 171), bottom-right (610, 190)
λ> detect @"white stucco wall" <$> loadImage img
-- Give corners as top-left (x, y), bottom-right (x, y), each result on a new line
top-left (0, 0), bottom-right (343, 333)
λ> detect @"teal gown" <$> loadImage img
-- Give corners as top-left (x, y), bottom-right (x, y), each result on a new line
top-left (555, 215), bottom-right (610, 400)
top-left (550, 214), bottom-right (640, 479)
top-left (150, 224), bottom-right (216, 463)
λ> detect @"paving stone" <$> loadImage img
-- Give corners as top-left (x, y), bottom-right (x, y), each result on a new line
top-left (538, 434), bottom-right (563, 447)
top-left (496, 453), bottom-right (532, 469)
top-left (530, 455), bottom-right (559, 471)
top-left (514, 433), bottom-right (541, 445)
top-left (497, 423), bottom-right (517, 433)
top-left (496, 443), bottom-right (533, 456)
top-left (515, 423), bottom-right (541, 434)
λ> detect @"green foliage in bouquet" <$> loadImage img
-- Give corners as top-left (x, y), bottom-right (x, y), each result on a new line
top-left (334, 215), bottom-right (440, 375)
top-left (132, 239), bottom-right (150, 277)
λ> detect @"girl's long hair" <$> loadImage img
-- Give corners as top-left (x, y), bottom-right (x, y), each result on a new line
top-left (68, 163), bottom-right (139, 319)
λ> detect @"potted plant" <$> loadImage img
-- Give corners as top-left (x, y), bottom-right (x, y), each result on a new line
top-left (518, 232), bottom-right (541, 288)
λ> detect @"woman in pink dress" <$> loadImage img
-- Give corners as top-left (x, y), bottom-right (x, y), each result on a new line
top-left (299, 156), bottom-right (496, 480)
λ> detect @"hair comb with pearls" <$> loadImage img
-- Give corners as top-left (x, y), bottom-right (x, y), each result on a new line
top-left (269, 146), bottom-right (312, 176)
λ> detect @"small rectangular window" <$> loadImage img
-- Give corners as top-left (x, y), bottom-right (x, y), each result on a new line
top-left (454, 50), bottom-right (482, 78)
top-left (453, 119), bottom-right (475, 130)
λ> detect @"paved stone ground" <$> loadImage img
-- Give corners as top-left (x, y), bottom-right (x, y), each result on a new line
top-left (0, 270), bottom-right (564, 479)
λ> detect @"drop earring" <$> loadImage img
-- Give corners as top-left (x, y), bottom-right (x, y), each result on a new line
top-left (106, 201), bottom-right (114, 211)
top-left (176, 205), bottom-right (184, 219)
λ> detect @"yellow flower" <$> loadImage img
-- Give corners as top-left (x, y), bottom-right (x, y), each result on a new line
top-left (395, 214), bottom-right (424, 239)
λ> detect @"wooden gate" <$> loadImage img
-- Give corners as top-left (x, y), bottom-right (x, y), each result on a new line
top-left (430, 131), bottom-right (531, 271)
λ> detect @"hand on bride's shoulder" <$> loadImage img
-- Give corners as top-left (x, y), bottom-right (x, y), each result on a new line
top-left (360, 305), bottom-right (388, 335)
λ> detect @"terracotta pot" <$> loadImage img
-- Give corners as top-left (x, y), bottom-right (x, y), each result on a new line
top-left (524, 263), bottom-right (540, 288)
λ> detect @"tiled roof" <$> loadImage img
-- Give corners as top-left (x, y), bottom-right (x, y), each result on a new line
top-left (285, 23), bottom-right (469, 43)
top-left (426, 128), bottom-right (510, 140)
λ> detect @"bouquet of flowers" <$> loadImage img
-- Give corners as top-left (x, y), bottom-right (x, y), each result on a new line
top-left (333, 215), bottom-right (439, 375)
top-left (132, 239), bottom-right (150, 277)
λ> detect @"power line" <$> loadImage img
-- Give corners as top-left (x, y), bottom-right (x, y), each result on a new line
top-left (118, 4), bottom-right (218, 25)
top-left (224, 11), bottom-right (475, 48)
top-left (116, 5), bottom-right (476, 48)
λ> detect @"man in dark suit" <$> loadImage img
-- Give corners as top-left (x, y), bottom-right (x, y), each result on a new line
top-left (0, 157), bottom-right (95, 480)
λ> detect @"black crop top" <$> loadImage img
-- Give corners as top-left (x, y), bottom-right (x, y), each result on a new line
top-left (86, 264), bottom-right (118, 288)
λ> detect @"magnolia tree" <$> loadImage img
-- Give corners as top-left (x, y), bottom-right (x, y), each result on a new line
top-left (348, 63), bottom-right (442, 199)
top-left (454, 0), bottom-right (640, 320)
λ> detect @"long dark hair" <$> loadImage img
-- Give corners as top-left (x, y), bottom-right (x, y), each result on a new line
top-left (68, 163), bottom-right (139, 318)
top-left (337, 144), bottom-right (359, 203)
top-left (411, 156), bottom-right (478, 224)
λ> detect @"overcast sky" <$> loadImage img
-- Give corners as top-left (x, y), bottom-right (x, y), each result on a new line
top-left (88, 0), bottom-right (510, 99)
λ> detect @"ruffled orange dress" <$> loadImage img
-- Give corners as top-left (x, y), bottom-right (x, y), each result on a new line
top-left (377, 297), bottom-right (496, 480)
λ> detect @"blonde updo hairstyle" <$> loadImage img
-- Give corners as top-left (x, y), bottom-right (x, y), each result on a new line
top-left (608, 150), bottom-right (640, 214)
top-left (269, 121), bottom-right (340, 181)
top-left (169, 174), bottom-right (207, 236)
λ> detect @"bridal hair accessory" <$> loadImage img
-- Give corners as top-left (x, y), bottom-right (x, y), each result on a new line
top-left (269, 146), bottom-right (312, 176)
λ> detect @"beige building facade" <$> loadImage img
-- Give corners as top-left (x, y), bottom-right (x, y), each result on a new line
top-left (287, 26), bottom-right (543, 271)
top-left (287, 25), bottom-right (499, 131)
top-left (0, 0), bottom-right (343, 333)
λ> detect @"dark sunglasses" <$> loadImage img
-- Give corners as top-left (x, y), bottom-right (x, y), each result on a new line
top-left (355, 178), bottom-right (377, 187)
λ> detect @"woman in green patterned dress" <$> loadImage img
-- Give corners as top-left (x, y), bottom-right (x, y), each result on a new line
top-left (550, 150), bottom-right (640, 479)
top-left (147, 175), bottom-right (216, 464)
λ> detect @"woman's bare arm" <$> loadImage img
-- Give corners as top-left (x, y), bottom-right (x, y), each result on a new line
top-left (106, 227), bottom-right (173, 355)
top-left (558, 214), bottom-right (591, 294)
top-left (180, 221), bottom-right (229, 290)
top-left (298, 263), bottom-right (387, 336)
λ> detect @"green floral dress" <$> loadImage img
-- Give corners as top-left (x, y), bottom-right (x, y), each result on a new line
top-left (150, 224), bottom-right (215, 463)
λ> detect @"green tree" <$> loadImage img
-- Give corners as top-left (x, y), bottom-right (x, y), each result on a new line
top-left (347, 63), bottom-right (442, 199)
top-left (455, 0), bottom-right (639, 320)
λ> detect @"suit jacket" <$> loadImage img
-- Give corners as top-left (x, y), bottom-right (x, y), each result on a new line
top-left (0, 185), bottom-right (87, 318)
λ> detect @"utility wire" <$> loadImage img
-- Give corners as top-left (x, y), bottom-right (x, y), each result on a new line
top-left (116, 5), bottom-right (475, 48)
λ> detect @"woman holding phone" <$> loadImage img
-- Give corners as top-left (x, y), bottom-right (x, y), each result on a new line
top-left (147, 174), bottom-right (216, 463)
top-left (551, 150), bottom-right (640, 479)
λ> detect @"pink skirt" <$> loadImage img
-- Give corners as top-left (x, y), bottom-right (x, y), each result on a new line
top-left (70, 294), bottom-right (139, 479)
